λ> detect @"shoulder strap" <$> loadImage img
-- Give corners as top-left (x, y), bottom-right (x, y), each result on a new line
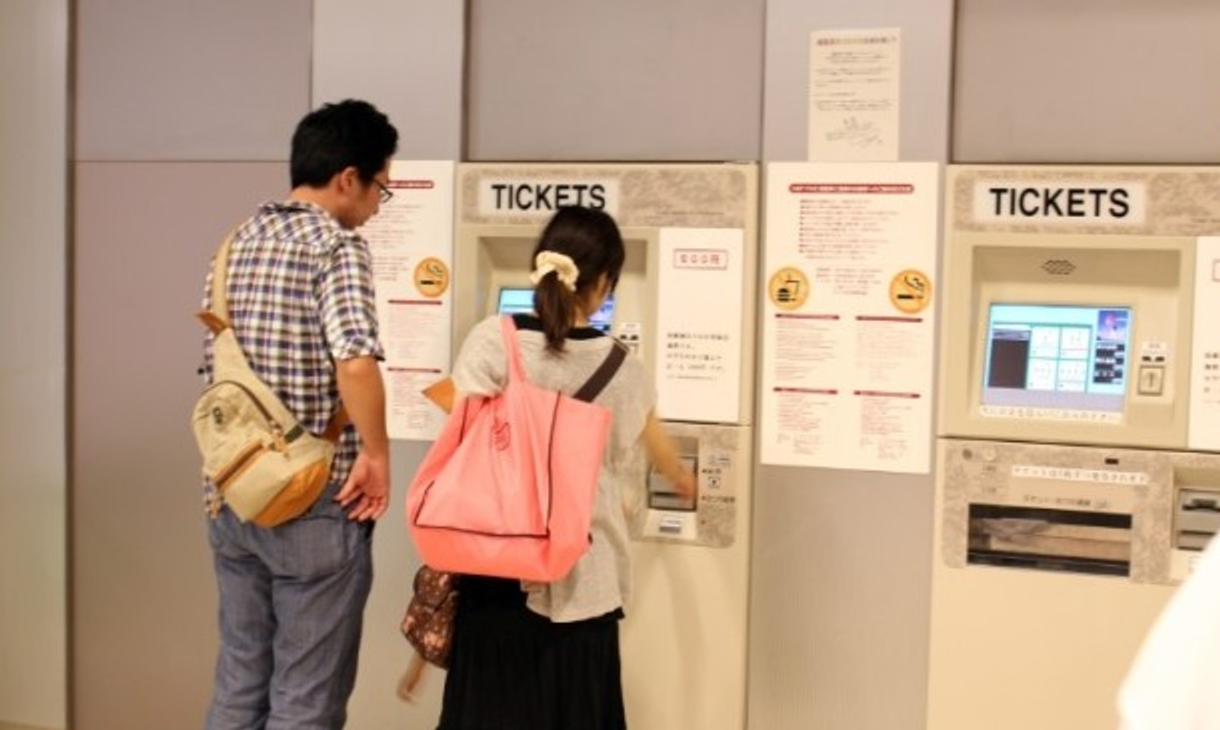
top-left (499, 315), bottom-right (527, 383)
top-left (499, 315), bottom-right (626, 402)
top-left (198, 232), bottom-right (236, 335)
top-left (210, 232), bottom-right (235, 324)
top-left (198, 230), bottom-right (347, 442)
top-left (573, 340), bottom-right (628, 403)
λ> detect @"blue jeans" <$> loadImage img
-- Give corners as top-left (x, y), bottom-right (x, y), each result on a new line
top-left (205, 493), bottom-right (374, 730)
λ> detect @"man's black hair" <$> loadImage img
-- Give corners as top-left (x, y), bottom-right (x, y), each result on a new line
top-left (290, 99), bottom-right (399, 188)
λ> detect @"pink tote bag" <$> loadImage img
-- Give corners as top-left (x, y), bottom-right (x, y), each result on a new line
top-left (407, 316), bottom-right (618, 583)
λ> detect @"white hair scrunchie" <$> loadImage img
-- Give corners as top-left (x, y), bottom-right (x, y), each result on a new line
top-left (530, 251), bottom-right (579, 292)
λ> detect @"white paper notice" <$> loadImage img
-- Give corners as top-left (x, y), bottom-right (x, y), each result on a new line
top-left (654, 228), bottom-right (745, 424)
top-left (760, 162), bottom-right (939, 473)
top-left (1189, 237), bottom-right (1220, 450)
top-left (359, 160), bottom-right (456, 441)
top-left (808, 28), bottom-right (900, 162)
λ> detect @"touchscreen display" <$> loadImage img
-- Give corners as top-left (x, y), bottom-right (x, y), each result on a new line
top-left (497, 287), bottom-right (534, 315)
top-left (497, 287), bottom-right (615, 333)
top-left (982, 303), bottom-right (1131, 414)
top-left (589, 294), bottom-right (615, 333)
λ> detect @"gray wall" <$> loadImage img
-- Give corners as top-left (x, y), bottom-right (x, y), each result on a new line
top-left (67, 2), bottom-right (770, 729)
top-left (953, 0), bottom-right (1220, 164)
top-left (69, 2), bottom-right (463, 730)
top-left (10, 1), bottom-right (1220, 730)
top-left (751, 5), bottom-right (953, 729)
top-left (466, 0), bottom-right (764, 161)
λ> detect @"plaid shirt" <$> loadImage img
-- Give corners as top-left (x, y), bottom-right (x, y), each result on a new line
top-left (200, 200), bottom-right (384, 504)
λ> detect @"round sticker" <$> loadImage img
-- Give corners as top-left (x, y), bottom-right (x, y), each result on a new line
top-left (414, 257), bottom-right (450, 298)
top-left (889, 269), bottom-right (932, 314)
top-left (767, 267), bottom-right (809, 311)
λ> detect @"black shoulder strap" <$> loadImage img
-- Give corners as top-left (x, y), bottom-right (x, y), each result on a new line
top-left (572, 340), bottom-right (628, 402)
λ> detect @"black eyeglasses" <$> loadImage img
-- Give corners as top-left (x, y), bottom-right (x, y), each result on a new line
top-left (374, 179), bottom-right (393, 204)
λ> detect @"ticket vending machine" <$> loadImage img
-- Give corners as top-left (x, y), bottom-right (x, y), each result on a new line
top-left (929, 166), bottom-right (1220, 730)
top-left (452, 163), bottom-right (758, 730)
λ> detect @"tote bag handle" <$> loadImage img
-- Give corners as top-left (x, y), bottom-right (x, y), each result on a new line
top-left (498, 315), bottom-right (627, 402)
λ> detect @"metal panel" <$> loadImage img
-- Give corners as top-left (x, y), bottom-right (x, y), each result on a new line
top-left (466, 0), bottom-right (764, 162)
top-left (762, 0), bottom-right (954, 163)
top-left (75, 0), bottom-right (311, 161)
top-left (313, 0), bottom-right (465, 160)
top-left (71, 161), bottom-right (445, 730)
top-left (72, 162), bottom-right (285, 730)
top-left (747, 470), bottom-right (934, 730)
top-left (750, 1), bottom-right (952, 728)
top-left (310, 4), bottom-right (469, 726)
top-left (954, 0), bottom-right (1220, 164)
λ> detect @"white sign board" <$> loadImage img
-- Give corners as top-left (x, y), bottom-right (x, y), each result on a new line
top-left (361, 160), bottom-right (456, 441)
top-left (808, 28), bottom-right (901, 162)
top-left (1190, 237), bottom-right (1220, 451)
top-left (760, 162), bottom-right (939, 473)
top-left (654, 227), bottom-right (745, 424)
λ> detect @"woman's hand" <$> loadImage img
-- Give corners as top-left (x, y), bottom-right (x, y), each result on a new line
top-left (397, 653), bottom-right (428, 702)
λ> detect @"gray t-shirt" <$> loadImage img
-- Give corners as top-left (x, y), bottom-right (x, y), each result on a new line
top-left (451, 314), bottom-right (655, 622)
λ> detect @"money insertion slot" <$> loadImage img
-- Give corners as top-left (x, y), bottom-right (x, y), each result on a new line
top-left (967, 504), bottom-right (1132, 576)
top-left (648, 439), bottom-right (699, 512)
top-left (1176, 488), bottom-right (1220, 551)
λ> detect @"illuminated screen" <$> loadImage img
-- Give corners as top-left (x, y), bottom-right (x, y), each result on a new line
top-left (497, 287), bottom-right (534, 315)
top-left (496, 287), bottom-right (616, 333)
top-left (589, 294), bottom-right (616, 333)
top-left (982, 304), bottom-right (1131, 414)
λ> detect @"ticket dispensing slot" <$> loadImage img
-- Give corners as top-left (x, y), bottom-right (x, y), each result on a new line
top-left (968, 504), bottom-right (1133, 577)
top-left (647, 437), bottom-right (698, 538)
top-left (1176, 488), bottom-right (1220, 551)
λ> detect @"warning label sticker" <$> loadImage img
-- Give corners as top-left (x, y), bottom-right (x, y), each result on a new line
top-left (888, 269), bottom-right (931, 314)
top-left (414, 257), bottom-right (450, 298)
top-left (767, 267), bottom-right (809, 311)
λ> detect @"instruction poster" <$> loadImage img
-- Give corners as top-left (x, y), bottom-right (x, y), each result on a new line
top-left (1190, 237), bottom-right (1220, 451)
top-left (360, 160), bottom-right (455, 441)
top-left (654, 227), bottom-right (745, 424)
top-left (808, 28), bottom-right (901, 162)
top-left (759, 162), bottom-right (939, 473)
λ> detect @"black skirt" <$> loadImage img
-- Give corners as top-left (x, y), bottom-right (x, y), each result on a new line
top-left (436, 576), bottom-right (627, 730)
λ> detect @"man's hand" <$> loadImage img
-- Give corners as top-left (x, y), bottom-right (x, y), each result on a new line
top-left (335, 450), bottom-right (390, 521)
top-left (334, 355), bottom-right (391, 521)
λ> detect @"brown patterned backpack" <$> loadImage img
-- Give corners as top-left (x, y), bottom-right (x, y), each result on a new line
top-left (401, 566), bottom-right (459, 668)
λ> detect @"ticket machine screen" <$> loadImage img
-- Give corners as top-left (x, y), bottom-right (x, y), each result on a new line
top-left (497, 286), bottom-right (616, 333)
top-left (982, 303), bottom-right (1131, 414)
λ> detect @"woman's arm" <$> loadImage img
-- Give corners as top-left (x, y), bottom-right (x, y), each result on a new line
top-left (641, 410), bottom-right (696, 499)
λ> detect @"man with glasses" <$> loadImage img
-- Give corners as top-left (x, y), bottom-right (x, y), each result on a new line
top-left (374, 178), bottom-right (394, 204)
top-left (199, 99), bottom-right (398, 730)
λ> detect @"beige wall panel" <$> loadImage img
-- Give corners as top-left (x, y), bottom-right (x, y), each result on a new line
top-left (75, 0), bottom-right (311, 161)
top-left (313, 0), bottom-right (465, 159)
top-left (72, 161), bottom-right (286, 730)
top-left (0, 1), bottom-right (68, 727)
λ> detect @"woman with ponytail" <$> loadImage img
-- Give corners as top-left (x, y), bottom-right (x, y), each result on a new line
top-left (425, 205), bottom-right (694, 730)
